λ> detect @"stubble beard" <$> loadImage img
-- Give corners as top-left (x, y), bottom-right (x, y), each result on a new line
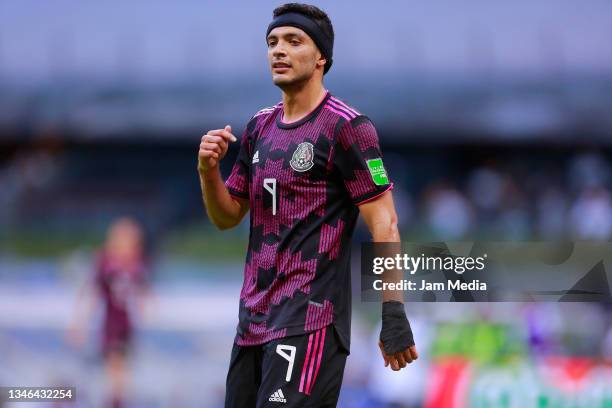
top-left (272, 68), bottom-right (313, 92)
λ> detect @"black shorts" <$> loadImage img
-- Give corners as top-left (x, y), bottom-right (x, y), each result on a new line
top-left (225, 324), bottom-right (349, 408)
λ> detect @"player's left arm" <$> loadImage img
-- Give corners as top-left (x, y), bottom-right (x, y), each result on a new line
top-left (333, 114), bottom-right (418, 370)
top-left (359, 190), bottom-right (419, 371)
top-left (135, 262), bottom-right (155, 326)
top-left (358, 190), bottom-right (401, 302)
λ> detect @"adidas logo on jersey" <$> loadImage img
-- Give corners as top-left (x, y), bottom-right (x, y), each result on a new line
top-left (268, 389), bottom-right (287, 403)
top-left (252, 150), bottom-right (260, 164)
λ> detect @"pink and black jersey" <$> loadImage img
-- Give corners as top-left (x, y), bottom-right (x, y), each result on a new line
top-left (225, 91), bottom-right (392, 351)
top-left (94, 251), bottom-right (147, 353)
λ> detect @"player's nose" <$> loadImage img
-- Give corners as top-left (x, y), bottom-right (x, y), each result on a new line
top-left (272, 44), bottom-right (287, 58)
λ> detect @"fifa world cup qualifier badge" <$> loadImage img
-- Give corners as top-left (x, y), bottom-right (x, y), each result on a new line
top-left (367, 158), bottom-right (388, 185)
top-left (290, 142), bottom-right (315, 172)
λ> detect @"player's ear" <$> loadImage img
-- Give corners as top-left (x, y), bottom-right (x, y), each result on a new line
top-left (317, 53), bottom-right (327, 69)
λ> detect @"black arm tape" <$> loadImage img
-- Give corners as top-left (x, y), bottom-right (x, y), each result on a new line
top-left (380, 300), bottom-right (415, 355)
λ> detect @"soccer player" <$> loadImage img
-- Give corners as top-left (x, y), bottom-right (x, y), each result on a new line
top-left (67, 217), bottom-right (150, 408)
top-left (198, 4), bottom-right (418, 407)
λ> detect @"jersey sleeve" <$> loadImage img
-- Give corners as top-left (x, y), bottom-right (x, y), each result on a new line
top-left (332, 116), bottom-right (393, 205)
top-left (225, 118), bottom-right (257, 199)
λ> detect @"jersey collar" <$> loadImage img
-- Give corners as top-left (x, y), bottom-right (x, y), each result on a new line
top-left (276, 90), bottom-right (331, 129)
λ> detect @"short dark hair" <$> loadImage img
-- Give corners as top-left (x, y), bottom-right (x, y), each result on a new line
top-left (272, 3), bottom-right (334, 46)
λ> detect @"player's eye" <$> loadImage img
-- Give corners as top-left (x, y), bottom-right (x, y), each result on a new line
top-left (290, 40), bottom-right (300, 46)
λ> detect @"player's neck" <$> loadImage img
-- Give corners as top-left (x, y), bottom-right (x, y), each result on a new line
top-left (280, 81), bottom-right (327, 123)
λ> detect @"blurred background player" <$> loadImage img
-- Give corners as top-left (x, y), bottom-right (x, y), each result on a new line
top-left (67, 217), bottom-right (150, 408)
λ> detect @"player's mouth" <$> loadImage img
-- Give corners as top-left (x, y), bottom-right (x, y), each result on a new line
top-left (272, 62), bottom-right (291, 72)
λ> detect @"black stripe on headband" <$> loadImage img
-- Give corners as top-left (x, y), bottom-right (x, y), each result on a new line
top-left (266, 12), bottom-right (333, 74)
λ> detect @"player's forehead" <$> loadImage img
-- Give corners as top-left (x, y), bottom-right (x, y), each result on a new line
top-left (267, 26), bottom-right (311, 41)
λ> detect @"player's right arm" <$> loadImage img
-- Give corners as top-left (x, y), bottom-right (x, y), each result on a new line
top-left (198, 125), bottom-right (249, 230)
top-left (66, 256), bottom-right (102, 348)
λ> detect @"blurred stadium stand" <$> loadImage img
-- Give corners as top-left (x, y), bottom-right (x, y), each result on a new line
top-left (0, 0), bottom-right (612, 141)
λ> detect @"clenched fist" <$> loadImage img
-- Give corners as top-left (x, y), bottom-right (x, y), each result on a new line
top-left (198, 125), bottom-right (237, 174)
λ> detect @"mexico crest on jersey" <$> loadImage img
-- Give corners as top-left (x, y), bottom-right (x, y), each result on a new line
top-left (290, 142), bottom-right (315, 172)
